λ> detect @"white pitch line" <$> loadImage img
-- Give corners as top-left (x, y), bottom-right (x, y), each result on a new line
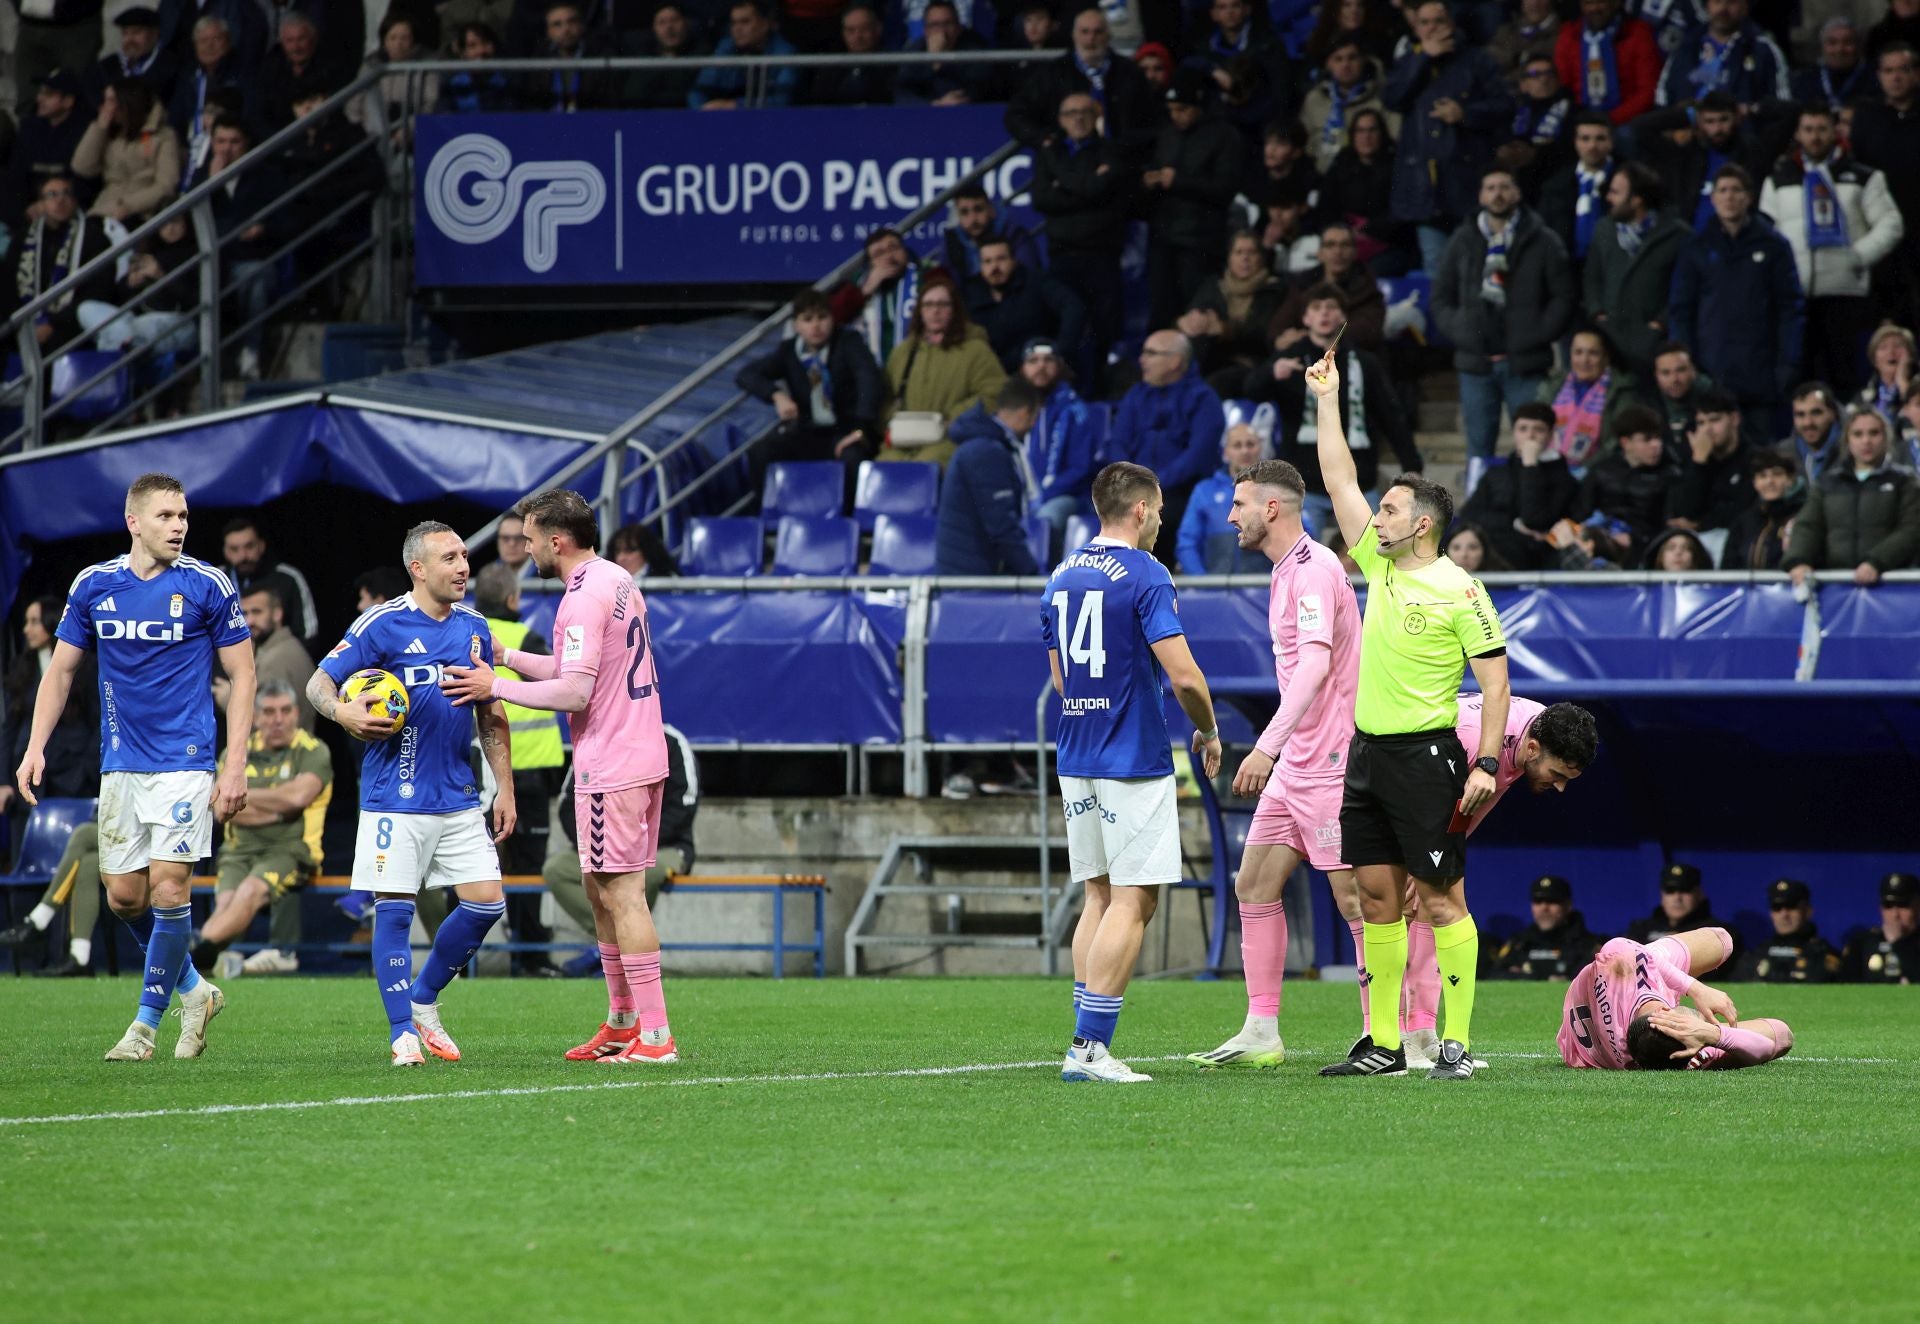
top-left (0, 1048), bottom-right (1892, 1129)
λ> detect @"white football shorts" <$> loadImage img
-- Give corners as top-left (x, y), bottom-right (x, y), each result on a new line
top-left (98, 770), bottom-right (215, 875)
top-left (1058, 774), bottom-right (1181, 887)
top-left (352, 808), bottom-right (501, 895)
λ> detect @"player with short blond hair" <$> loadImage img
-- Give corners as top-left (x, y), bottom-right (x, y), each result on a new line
top-left (15, 473), bottom-right (254, 1061)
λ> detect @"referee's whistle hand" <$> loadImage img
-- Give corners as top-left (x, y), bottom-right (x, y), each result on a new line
top-left (1459, 768), bottom-right (1497, 817)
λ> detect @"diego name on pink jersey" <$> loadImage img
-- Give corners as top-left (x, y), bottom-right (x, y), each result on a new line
top-left (554, 558), bottom-right (667, 791)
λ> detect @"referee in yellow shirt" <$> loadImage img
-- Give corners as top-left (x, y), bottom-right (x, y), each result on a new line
top-left (1305, 354), bottom-right (1511, 1080)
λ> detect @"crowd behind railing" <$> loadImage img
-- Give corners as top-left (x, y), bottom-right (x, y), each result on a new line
top-left (0, 0), bottom-right (1917, 588)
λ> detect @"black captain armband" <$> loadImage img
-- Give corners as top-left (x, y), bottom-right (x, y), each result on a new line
top-left (1471, 648), bottom-right (1507, 660)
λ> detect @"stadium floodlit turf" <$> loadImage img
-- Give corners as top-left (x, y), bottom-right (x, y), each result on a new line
top-left (2, 977), bottom-right (1913, 1322)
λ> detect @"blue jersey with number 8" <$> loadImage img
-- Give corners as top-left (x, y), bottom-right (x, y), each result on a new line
top-left (318, 594), bottom-right (494, 813)
top-left (1041, 538), bottom-right (1185, 779)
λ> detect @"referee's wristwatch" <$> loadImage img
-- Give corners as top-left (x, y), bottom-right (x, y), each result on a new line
top-left (1471, 756), bottom-right (1499, 777)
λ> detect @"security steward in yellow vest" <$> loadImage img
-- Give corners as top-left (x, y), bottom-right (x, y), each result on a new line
top-left (475, 563), bottom-right (568, 974)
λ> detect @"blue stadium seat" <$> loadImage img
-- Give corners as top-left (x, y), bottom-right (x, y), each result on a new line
top-left (1064, 513), bottom-right (1097, 552)
top-left (48, 351), bottom-right (129, 422)
top-left (682, 517), bottom-right (763, 577)
top-left (868, 514), bottom-right (938, 576)
top-left (773, 516), bottom-right (860, 576)
top-left (0, 799), bottom-right (96, 890)
top-left (853, 461), bottom-right (939, 531)
top-left (762, 461), bottom-right (845, 524)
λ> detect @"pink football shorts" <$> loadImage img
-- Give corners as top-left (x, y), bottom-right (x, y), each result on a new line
top-left (576, 780), bottom-right (664, 875)
top-left (1245, 776), bottom-right (1350, 872)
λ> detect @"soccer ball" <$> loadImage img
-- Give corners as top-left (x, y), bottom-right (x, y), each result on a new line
top-left (338, 669), bottom-right (409, 738)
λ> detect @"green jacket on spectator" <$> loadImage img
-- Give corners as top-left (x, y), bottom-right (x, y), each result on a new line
top-left (881, 323), bottom-right (1006, 468)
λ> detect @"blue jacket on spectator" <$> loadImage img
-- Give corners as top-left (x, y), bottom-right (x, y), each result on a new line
top-left (1108, 366), bottom-right (1227, 493)
top-left (1655, 19), bottom-right (1791, 108)
top-left (1028, 379), bottom-right (1099, 508)
top-left (937, 403), bottom-right (1040, 575)
top-left (1176, 465), bottom-right (1265, 575)
top-left (688, 31), bottom-right (800, 107)
top-left (1382, 43), bottom-right (1512, 226)
top-left (1668, 211), bottom-right (1803, 403)
top-left (437, 69), bottom-right (518, 113)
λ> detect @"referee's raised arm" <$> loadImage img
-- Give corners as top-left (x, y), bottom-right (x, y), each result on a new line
top-left (1304, 356), bottom-right (1377, 552)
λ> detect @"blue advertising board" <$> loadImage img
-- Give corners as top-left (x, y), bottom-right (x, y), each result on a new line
top-left (414, 106), bottom-right (1035, 286)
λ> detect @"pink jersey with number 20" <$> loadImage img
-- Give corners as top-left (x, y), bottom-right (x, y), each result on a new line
top-left (553, 557), bottom-right (666, 791)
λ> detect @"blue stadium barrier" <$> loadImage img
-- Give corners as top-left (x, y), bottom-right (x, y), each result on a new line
top-left (512, 576), bottom-right (1920, 939)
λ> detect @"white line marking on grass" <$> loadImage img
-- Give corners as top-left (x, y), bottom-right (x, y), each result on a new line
top-left (0, 1049), bottom-right (1892, 1129)
top-left (0, 1057), bottom-right (1084, 1128)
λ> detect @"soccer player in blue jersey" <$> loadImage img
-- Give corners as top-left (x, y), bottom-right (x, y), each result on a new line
top-left (15, 473), bottom-right (254, 1061)
top-left (1045, 462), bottom-right (1224, 1084)
top-left (308, 521), bottom-right (516, 1067)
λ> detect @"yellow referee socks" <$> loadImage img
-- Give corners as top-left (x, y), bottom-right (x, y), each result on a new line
top-left (1363, 920), bottom-right (1408, 1052)
top-left (1434, 915), bottom-right (1480, 1050)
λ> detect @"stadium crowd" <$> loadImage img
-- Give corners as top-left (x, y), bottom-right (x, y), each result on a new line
top-left (1, 0), bottom-right (1918, 546)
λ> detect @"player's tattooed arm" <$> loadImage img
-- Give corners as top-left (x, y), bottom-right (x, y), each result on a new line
top-left (476, 703), bottom-right (517, 843)
top-left (306, 668), bottom-right (340, 723)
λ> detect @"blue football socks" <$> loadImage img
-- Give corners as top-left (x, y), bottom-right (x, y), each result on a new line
top-left (1074, 993), bottom-right (1123, 1049)
top-left (136, 904), bottom-right (193, 1029)
top-left (411, 900), bottom-right (505, 1007)
top-left (1072, 980), bottom-right (1086, 1012)
top-left (118, 909), bottom-right (201, 995)
top-left (372, 900), bottom-right (417, 1043)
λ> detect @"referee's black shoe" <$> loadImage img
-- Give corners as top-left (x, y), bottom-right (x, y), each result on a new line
top-left (1318, 1035), bottom-right (1407, 1077)
top-left (1427, 1039), bottom-right (1475, 1081)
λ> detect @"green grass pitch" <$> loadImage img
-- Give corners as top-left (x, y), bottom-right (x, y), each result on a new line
top-left (2, 976), bottom-right (1914, 1323)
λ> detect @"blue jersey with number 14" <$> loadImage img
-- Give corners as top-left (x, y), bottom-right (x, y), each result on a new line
top-left (1041, 538), bottom-right (1185, 779)
top-left (317, 594), bottom-right (495, 814)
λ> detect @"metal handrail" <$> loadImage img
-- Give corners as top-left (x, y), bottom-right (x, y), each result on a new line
top-left (462, 136), bottom-right (1022, 556)
top-left (391, 49), bottom-right (1055, 76)
top-left (2, 66), bottom-right (393, 450)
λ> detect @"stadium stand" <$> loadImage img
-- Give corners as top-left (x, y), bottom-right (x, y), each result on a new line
top-left (1, 14), bottom-right (1917, 984)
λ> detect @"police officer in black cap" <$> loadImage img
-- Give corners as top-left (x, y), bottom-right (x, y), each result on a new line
top-left (1745, 879), bottom-right (1841, 983)
top-left (1492, 875), bottom-right (1603, 979)
top-left (1626, 862), bottom-right (1746, 973)
top-left (1841, 873), bottom-right (1919, 985)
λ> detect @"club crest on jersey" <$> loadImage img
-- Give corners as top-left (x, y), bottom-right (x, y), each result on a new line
top-left (169, 593), bottom-right (184, 618)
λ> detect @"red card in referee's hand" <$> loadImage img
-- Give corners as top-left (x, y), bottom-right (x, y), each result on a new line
top-left (1447, 804), bottom-right (1473, 834)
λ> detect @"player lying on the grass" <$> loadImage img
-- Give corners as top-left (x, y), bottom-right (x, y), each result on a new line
top-left (1187, 459), bottom-right (1360, 1069)
top-left (15, 473), bottom-right (252, 1061)
top-left (1046, 462), bottom-right (1223, 1084)
top-left (1561, 927), bottom-right (1793, 1070)
top-left (309, 522), bottom-right (515, 1068)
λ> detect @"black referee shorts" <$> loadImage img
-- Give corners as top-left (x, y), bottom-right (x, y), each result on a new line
top-left (1339, 727), bottom-right (1470, 882)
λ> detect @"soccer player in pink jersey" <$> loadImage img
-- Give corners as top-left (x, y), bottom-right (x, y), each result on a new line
top-left (1186, 460), bottom-right (1361, 1069)
top-left (1560, 928), bottom-right (1794, 1071)
top-left (1392, 695), bottom-right (1598, 1066)
top-left (442, 490), bottom-right (678, 1065)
